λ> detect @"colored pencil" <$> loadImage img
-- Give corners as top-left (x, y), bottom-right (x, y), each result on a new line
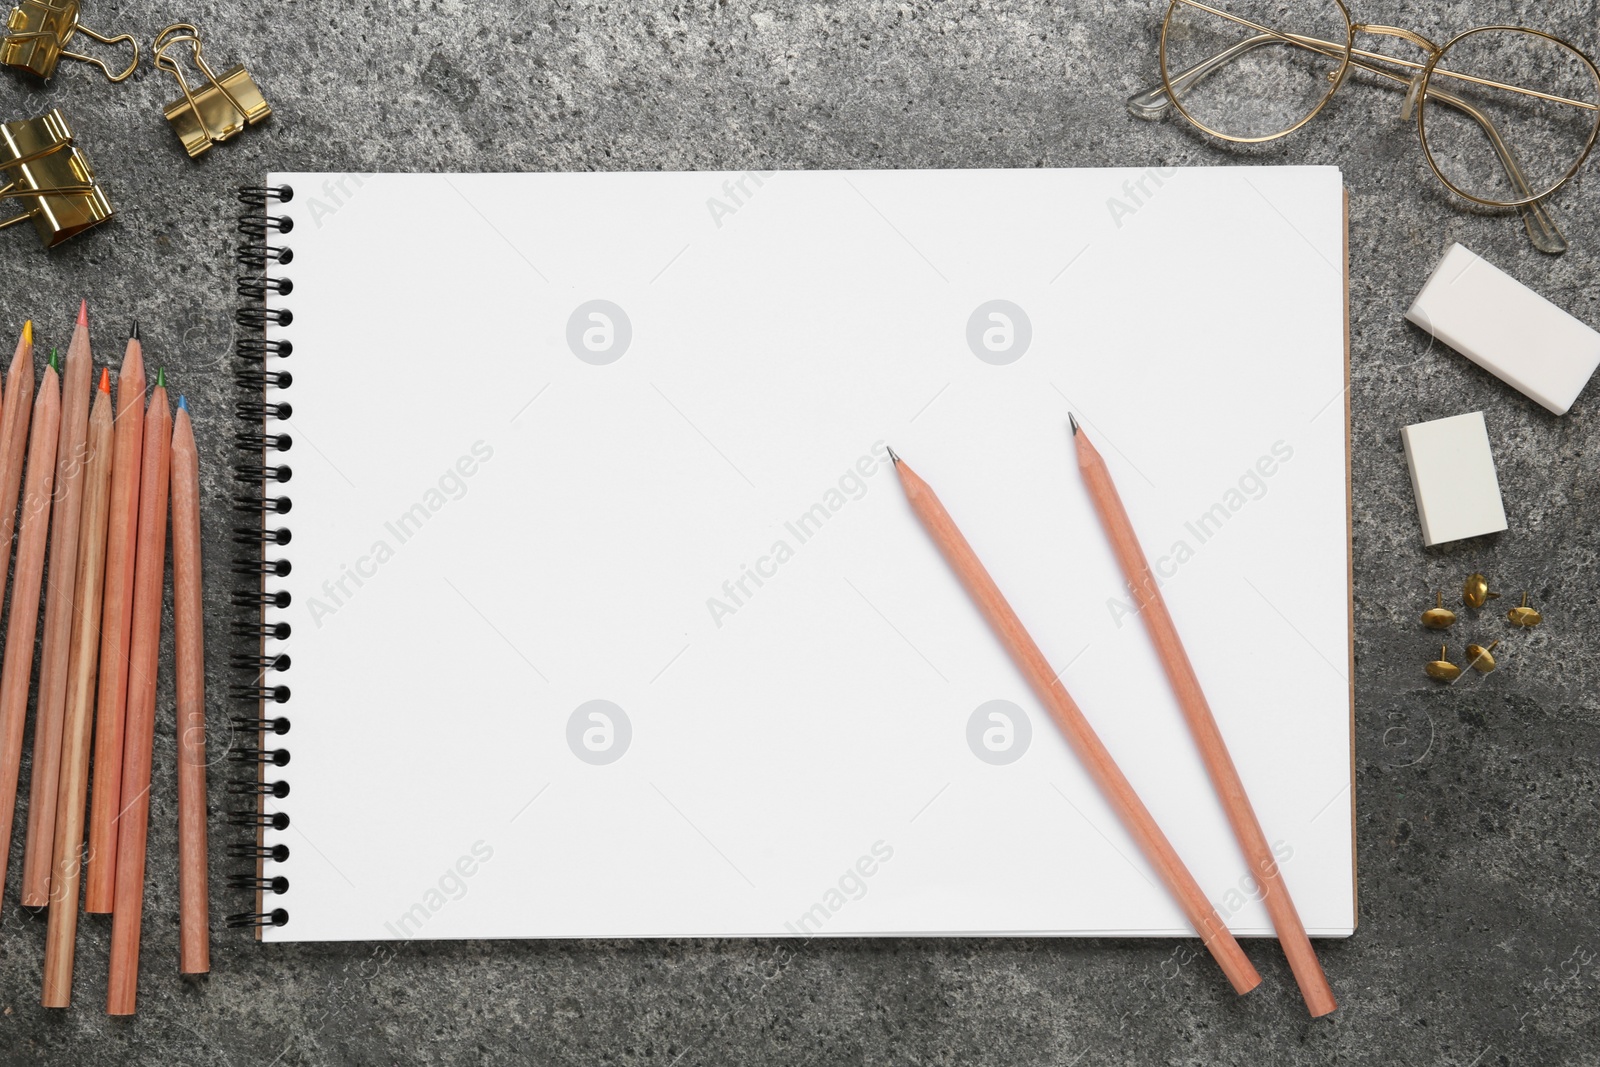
top-left (888, 448), bottom-right (1260, 995)
top-left (0, 321), bottom-right (34, 612)
top-left (172, 397), bottom-right (210, 974)
top-left (85, 323), bottom-right (144, 914)
top-left (24, 301), bottom-right (95, 906)
top-left (1069, 417), bottom-right (1337, 1016)
top-left (107, 369), bottom-right (170, 1016)
top-left (0, 352), bottom-right (62, 927)
top-left (42, 369), bottom-right (113, 1007)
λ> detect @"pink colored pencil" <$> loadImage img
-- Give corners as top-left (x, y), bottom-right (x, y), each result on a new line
top-left (85, 324), bottom-right (144, 914)
top-left (24, 300), bottom-right (94, 906)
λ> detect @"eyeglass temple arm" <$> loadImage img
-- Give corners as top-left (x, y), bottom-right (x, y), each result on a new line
top-left (1127, 33), bottom-right (1282, 118)
top-left (1127, 39), bottom-right (1567, 254)
top-left (1420, 82), bottom-right (1565, 253)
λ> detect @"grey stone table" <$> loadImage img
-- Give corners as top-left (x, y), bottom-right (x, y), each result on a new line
top-left (1, 0), bottom-right (1597, 1063)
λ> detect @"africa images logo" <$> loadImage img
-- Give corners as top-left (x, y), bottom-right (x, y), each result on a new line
top-left (566, 700), bottom-right (632, 765)
top-left (966, 300), bottom-right (1032, 365)
top-left (966, 700), bottom-right (1031, 765)
top-left (566, 300), bottom-right (632, 365)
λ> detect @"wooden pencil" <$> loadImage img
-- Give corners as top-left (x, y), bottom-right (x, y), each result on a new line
top-left (0, 352), bottom-right (62, 927)
top-left (1069, 417), bottom-right (1337, 1017)
top-left (171, 397), bottom-right (210, 974)
top-left (0, 321), bottom-right (35, 629)
top-left (86, 323), bottom-right (145, 914)
top-left (888, 448), bottom-right (1260, 995)
top-left (42, 369), bottom-right (113, 1007)
top-left (107, 369), bottom-right (170, 1016)
top-left (24, 300), bottom-right (95, 906)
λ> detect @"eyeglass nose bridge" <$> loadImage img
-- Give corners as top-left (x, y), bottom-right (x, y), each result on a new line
top-left (1353, 23), bottom-right (1441, 53)
top-left (1349, 23), bottom-right (1443, 121)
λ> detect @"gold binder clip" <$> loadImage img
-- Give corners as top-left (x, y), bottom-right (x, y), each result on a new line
top-left (1, 0), bottom-right (137, 81)
top-left (0, 108), bottom-right (113, 248)
top-left (154, 24), bottom-right (270, 159)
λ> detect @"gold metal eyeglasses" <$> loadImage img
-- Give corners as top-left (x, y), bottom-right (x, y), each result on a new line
top-left (1128, 0), bottom-right (1600, 254)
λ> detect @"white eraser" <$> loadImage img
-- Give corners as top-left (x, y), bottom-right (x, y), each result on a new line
top-left (1406, 242), bottom-right (1600, 415)
top-left (1401, 411), bottom-right (1508, 547)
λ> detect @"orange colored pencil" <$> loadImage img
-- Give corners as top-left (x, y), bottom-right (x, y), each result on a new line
top-left (107, 369), bottom-right (170, 1016)
top-left (888, 448), bottom-right (1260, 995)
top-left (24, 300), bottom-right (95, 906)
top-left (1069, 418), bottom-right (1337, 1016)
top-left (171, 397), bottom-right (210, 974)
top-left (42, 369), bottom-right (113, 1007)
top-left (0, 321), bottom-right (35, 624)
top-left (86, 324), bottom-right (144, 914)
top-left (0, 352), bottom-right (62, 927)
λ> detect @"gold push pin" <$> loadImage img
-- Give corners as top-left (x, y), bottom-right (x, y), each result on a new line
top-left (1463, 573), bottom-right (1501, 609)
top-left (0, 108), bottom-right (114, 248)
top-left (154, 23), bottom-right (271, 159)
top-left (1465, 640), bottom-right (1499, 673)
top-left (1, 0), bottom-right (137, 81)
top-left (1425, 645), bottom-right (1461, 682)
top-left (1507, 592), bottom-right (1543, 628)
top-left (1421, 591), bottom-right (1456, 630)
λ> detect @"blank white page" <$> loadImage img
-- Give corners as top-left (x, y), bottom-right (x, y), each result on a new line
top-left (252, 167), bottom-right (1353, 942)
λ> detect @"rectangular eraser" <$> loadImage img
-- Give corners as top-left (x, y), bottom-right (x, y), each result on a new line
top-left (1401, 411), bottom-right (1508, 547)
top-left (1406, 242), bottom-right (1600, 415)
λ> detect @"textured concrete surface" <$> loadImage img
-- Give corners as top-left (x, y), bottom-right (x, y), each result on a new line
top-left (1, 0), bottom-right (1599, 1063)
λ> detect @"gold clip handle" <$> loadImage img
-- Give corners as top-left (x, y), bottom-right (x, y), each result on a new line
top-left (59, 20), bottom-right (139, 82)
top-left (4, 9), bottom-right (140, 82)
top-left (153, 24), bottom-right (229, 117)
top-left (153, 23), bottom-right (215, 83)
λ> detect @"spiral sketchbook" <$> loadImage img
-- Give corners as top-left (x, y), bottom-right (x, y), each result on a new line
top-left (236, 167), bottom-right (1355, 942)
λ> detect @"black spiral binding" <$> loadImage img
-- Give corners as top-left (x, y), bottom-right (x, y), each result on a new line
top-left (227, 183), bottom-right (295, 932)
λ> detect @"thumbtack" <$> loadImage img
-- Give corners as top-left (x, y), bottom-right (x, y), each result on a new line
top-left (1507, 592), bottom-right (1543, 628)
top-left (1421, 592), bottom-right (1456, 630)
top-left (1463, 573), bottom-right (1501, 609)
top-left (1425, 645), bottom-right (1461, 682)
top-left (1465, 640), bottom-right (1499, 673)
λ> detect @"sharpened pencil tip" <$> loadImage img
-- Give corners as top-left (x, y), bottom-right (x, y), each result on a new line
top-left (156, 366), bottom-right (167, 389)
top-left (22, 320), bottom-right (31, 346)
top-left (178, 394), bottom-right (187, 413)
top-left (77, 299), bottom-right (87, 328)
top-left (99, 367), bottom-right (110, 394)
top-left (886, 445), bottom-right (900, 465)
top-left (1068, 413), bottom-right (1079, 436)
top-left (47, 348), bottom-right (58, 372)
top-left (129, 319), bottom-right (139, 341)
